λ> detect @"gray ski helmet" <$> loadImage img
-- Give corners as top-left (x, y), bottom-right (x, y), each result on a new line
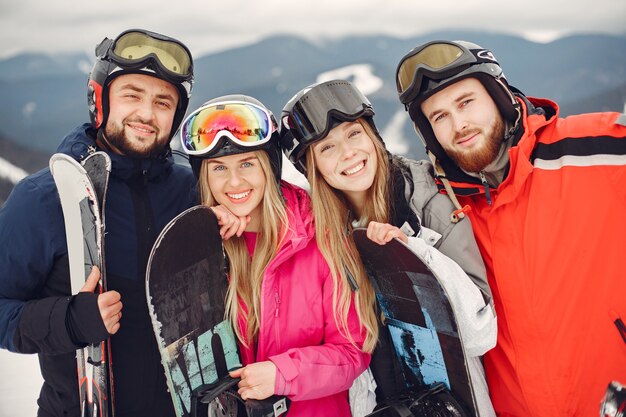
top-left (280, 79), bottom-right (382, 176)
top-left (182, 94), bottom-right (282, 183)
top-left (396, 40), bottom-right (521, 161)
top-left (87, 28), bottom-right (194, 141)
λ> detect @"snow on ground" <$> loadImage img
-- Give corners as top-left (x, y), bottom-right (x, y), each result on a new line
top-left (0, 156), bottom-right (28, 185)
top-left (0, 349), bottom-right (42, 416)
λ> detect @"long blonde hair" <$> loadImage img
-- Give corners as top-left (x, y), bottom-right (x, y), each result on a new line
top-left (305, 119), bottom-right (390, 353)
top-left (199, 150), bottom-right (288, 346)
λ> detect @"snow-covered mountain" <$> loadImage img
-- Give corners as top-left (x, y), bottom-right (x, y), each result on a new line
top-left (1, 31), bottom-right (625, 203)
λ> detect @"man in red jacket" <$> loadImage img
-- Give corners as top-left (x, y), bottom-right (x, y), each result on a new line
top-left (395, 40), bottom-right (626, 417)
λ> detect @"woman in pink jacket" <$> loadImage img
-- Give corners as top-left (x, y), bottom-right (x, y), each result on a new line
top-left (180, 94), bottom-right (378, 416)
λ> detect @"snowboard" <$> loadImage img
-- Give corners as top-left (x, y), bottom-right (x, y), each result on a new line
top-left (146, 205), bottom-right (289, 417)
top-left (353, 229), bottom-right (477, 416)
top-left (50, 152), bottom-right (113, 417)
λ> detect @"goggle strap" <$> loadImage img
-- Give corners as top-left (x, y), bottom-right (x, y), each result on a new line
top-left (95, 38), bottom-right (114, 59)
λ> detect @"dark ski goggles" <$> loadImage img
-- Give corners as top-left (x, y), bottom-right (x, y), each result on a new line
top-left (95, 29), bottom-right (193, 84)
top-left (396, 40), bottom-right (498, 105)
top-left (282, 80), bottom-right (374, 145)
top-left (181, 101), bottom-right (277, 156)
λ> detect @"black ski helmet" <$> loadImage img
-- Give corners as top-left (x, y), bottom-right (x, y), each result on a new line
top-left (87, 28), bottom-right (194, 141)
top-left (181, 94), bottom-right (282, 183)
top-left (395, 40), bottom-right (521, 163)
top-left (280, 79), bottom-right (383, 176)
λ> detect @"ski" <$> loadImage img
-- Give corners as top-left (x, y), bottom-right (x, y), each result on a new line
top-left (81, 150), bottom-right (115, 416)
top-left (50, 152), bottom-right (112, 417)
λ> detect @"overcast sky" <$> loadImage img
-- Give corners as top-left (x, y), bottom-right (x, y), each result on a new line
top-left (1, 0), bottom-right (624, 59)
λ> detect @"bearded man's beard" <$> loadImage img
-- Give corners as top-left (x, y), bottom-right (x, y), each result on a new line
top-left (445, 116), bottom-right (505, 173)
top-left (104, 117), bottom-right (169, 158)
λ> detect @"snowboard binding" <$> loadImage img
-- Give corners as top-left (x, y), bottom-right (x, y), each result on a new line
top-left (191, 376), bottom-right (289, 417)
top-left (366, 383), bottom-right (470, 417)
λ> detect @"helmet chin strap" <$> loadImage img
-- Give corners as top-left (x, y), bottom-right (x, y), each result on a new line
top-left (495, 76), bottom-right (522, 141)
top-left (427, 150), bottom-right (472, 224)
top-left (412, 120), bottom-right (471, 223)
top-left (503, 121), bottom-right (515, 142)
top-left (412, 122), bottom-right (429, 149)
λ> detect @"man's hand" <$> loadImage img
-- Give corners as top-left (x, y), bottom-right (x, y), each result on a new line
top-left (80, 266), bottom-right (122, 335)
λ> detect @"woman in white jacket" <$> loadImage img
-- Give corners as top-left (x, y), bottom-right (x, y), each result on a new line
top-left (279, 80), bottom-right (497, 417)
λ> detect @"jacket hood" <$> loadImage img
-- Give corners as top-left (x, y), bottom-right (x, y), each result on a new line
top-left (262, 181), bottom-right (317, 273)
top-left (56, 123), bottom-right (175, 181)
top-left (281, 181), bottom-right (315, 239)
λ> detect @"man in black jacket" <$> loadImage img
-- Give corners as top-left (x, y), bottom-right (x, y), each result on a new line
top-left (0, 29), bottom-right (196, 416)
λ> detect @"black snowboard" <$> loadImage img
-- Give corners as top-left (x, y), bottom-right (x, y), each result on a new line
top-left (353, 229), bottom-right (477, 416)
top-left (146, 205), bottom-right (288, 417)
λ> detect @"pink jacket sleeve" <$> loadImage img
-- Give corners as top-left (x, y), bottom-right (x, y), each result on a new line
top-left (268, 271), bottom-right (371, 401)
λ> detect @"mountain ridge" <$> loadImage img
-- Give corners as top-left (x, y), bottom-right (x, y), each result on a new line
top-left (1, 31), bottom-right (625, 203)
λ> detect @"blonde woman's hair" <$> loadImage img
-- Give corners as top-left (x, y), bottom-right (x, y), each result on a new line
top-left (352, 121), bottom-right (391, 227)
top-left (305, 119), bottom-right (390, 353)
top-left (199, 150), bottom-right (288, 346)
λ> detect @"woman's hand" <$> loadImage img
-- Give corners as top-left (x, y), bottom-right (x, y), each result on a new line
top-left (209, 205), bottom-right (250, 239)
top-left (229, 361), bottom-right (276, 400)
top-left (366, 221), bottom-right (408, 245)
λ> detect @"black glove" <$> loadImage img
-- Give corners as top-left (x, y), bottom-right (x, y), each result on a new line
top-left (66, 292), bottom-right (110, 345)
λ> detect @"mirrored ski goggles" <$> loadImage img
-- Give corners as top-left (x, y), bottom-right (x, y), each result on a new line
top-left (282, 80), bottom-right (374, 144)
top-left (96, 29), bottom-right (193, 82)
top-left (396, 41), bottom-right (497, 104)
top-left (181, 101), bottom-right (277, 156)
